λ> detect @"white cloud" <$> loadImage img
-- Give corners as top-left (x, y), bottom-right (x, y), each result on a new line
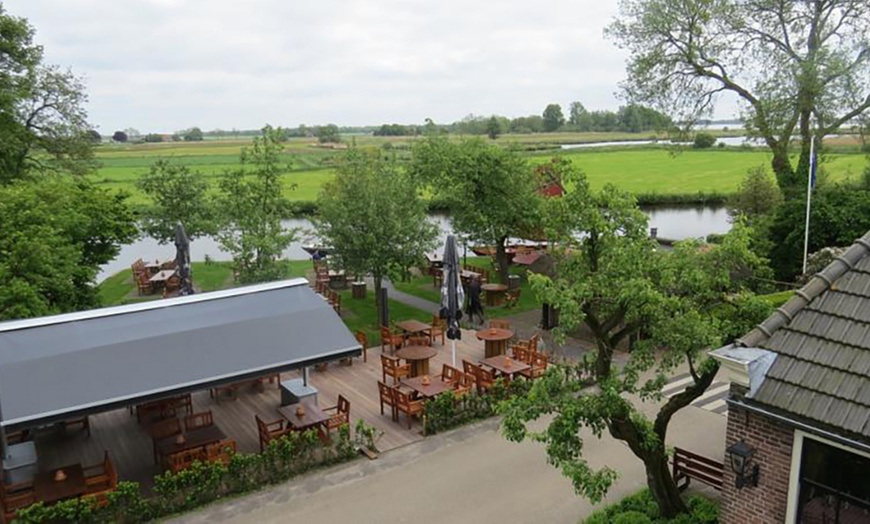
top-left (7, 0), bottom-right (650, 132)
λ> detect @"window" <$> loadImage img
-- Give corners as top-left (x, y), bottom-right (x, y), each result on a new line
top-left (797, 438), bottom-right (870, 523)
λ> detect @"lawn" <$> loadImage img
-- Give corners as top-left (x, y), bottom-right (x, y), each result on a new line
top-left (91, 136), bottom-right (869, 207)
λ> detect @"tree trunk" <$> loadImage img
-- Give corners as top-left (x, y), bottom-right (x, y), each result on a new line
top-left (644, 452), bottom-right (688, 518)
top-left (771, 146), bottom-right (799, 195)
top-left (373, 275), bottom-right (384, 326)
top-left (495, 236), bottom-right (510, 284)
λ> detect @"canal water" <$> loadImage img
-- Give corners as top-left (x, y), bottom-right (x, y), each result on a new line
top-left (98, 208), bottom-right (731, 282)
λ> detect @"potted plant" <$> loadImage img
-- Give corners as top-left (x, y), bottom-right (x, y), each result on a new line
top-left (354, 420), bottom-right (384, 459)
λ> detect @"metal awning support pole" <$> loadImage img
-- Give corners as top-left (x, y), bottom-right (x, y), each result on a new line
top-left (302, 366), bottom-right (309, 388)
top-left (0, 399), bottom-right (8, 460)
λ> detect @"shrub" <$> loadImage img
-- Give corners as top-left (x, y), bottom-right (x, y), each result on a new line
top-left (692, 132), bottom-right (716, 149)
top-left (423, 377), bottom-right (533, 435)
top-left (582, 489), bottom-right (718, 524)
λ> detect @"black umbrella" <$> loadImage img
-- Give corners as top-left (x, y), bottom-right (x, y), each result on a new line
top-left (174, 222), bottom-right (194, 296)
top-left (440, 235), bottom-right (465, 365)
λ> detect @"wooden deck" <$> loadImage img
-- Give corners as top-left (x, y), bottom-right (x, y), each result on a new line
top-left (32, 327), bottom-right (498, 490)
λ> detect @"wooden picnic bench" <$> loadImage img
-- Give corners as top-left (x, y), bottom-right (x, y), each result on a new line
top-left (672, 447), bottom-right (724, 492)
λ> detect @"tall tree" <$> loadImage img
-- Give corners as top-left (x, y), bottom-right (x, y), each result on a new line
top-left (0, 6), bottom-right (94, 183)
top-left (542, 103), bottom-right (565, 132)
top-left (410, 137), bottom-right (542, 282)
top-left (486, 116), bottom-right (501, 140)
top-left (213, 125), bottom-right (295, 284)
top-left (499, 168), bottom-right (771, 517)
top-left (608, 0), bottom-right (870, 195)
top-left (136, 159), bottom-right (214, 243)
top-left (0, 177), bottom-right (137, 319)
top-left (315, 148), bottom-right (438, 312)
top-left (568, 101), bottom-right (592, 131)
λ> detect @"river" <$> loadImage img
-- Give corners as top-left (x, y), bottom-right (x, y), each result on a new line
top-left (98, 208), bottom-right (731, 282)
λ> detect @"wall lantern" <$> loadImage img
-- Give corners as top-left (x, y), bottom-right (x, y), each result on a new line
top-left (726, 440), bottom-right (760, 489)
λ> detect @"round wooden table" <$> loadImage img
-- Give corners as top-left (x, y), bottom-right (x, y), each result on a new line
top-left (481, 283), bottom-right (508, 306)
top-left (475, 328), bottom-right (514, 358)
top-left (396, 345), bottom-right (438, 377)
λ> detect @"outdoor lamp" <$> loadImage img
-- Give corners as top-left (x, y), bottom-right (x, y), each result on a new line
top-left (726, 440), bottom-right (759, 489)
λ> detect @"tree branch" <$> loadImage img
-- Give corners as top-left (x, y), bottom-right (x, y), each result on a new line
top-left (652, 362), bottom-right (718, 440)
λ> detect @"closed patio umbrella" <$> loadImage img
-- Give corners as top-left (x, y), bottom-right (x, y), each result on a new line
top-left (441, 235), bottom-right (465, 366)
top-left (174, 222), bottom-right (194, 296)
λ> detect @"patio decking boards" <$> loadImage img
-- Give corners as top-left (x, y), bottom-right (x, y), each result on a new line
top-left (31, 328), bottom-right (495, 490)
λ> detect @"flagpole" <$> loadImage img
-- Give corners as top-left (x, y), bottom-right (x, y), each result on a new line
top-left (802, 134), bottom-right (815, 275)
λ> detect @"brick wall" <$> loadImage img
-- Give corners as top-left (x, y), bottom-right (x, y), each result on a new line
top-left (720, 401), bottom-right (795, 524)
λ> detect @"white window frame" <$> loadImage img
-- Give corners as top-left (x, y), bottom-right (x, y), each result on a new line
top-left (786, 430), bottom-right (870, 523)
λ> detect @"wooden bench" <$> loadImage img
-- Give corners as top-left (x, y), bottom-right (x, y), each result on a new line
top-left (672, 447), bottom-right (724, 492)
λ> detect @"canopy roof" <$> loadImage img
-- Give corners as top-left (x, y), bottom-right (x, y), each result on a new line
top-left (0, 279), bottom-right (360, 429)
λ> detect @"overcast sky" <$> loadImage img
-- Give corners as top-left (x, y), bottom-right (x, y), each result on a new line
top-left (7, 1), bottom-right (728, 134)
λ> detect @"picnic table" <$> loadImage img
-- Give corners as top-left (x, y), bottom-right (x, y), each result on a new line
top-left (476, 327), bottom-right (514, 358)
top-left (482, 283), bottom-right (508, 306)
top-left (480, 355), bottom-right (530, 380)
top-left (396, 319), bottom-right (431, 339)
top-left (278, 399), bottom-right (331, 432)
top-left (34, 464), bottom-right (86, 504)
top-left (396, 345), bottom-right (438, 377)
top-left (401, 376), bottom-right (453, 399)
top-left (149, 269), bottom-right (177, 285)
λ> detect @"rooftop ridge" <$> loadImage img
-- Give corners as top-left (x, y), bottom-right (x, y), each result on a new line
top-left (0, 278), bottom-right (310, 334)
top-left (738, 230), bottom-right (870, 348)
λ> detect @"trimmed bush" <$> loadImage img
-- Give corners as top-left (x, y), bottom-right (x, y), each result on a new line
top-left (582, 489), bottom-right (718, 524)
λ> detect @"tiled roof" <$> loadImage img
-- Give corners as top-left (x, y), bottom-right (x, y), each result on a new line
top-left (736, 231), bottom-right (870, 441)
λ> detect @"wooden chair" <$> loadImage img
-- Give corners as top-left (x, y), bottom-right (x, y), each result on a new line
top-left (439, 363), bottom-right (460, 384)
top-left (406, 335), bottom-right (430, 347)
top-left (322, 395), bottom-right (351, 433)
top-left (184, 410), bottom-right (214, 431)
top-left (433, 270), bottom-right (443, 288)
top-left (380, 326), bottom-right (404, 354)
top-left (520, 353), bottom-right (549, 380)
top-left (136, 271), bottom-right (153, 295)
top-left (504, 288), bottom-right (521, 309)
top-left (83, 451), bottom-right (118, 507)
top-left (355, 331), bottom-right (368, 363)
top-left (511, 346), bottom-right (532, 364)
top-left (514, 333), bottom-right (540, 354)
top-left (381, 354), bottom-right (410, 385)
top-left (148, 418), bottom-right (181, 464)
top-left (63, 415), bottom-right (91, 437)
top-left (205, 439), bottom-right (237, 465)
top-left (430, 316), bottom-right (446, 345)
top-left (476, 367), bottom-right (496, 395)
top-left (161, 260), bottom-right (178, 271)
top-left (255, 415), bottom-right (287, 452)
top-left (329, 291), bottom-right (341, 314)
top-left (393, 388), bottom-right (425, 429)
top-left (454, 372), bottom-right (474, 397)
top-left (489, 319), bottom-right (511, 330)
top-left (462, 359), bottom-right (480, 378)
top-left (0, 479), bottom-right (35, 523)
top-left (163, 274), bottom-right (181, 296)
top-left (165, 447), bottom-right (206, 473)
top-left (378, 381), bottom-right (399, 421)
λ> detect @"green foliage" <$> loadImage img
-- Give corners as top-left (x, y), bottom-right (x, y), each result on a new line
top-left (692, 133), bottom-right (716, 149)
top-left (729, 165), bottom-right (783, 220)
top-left (315, 147), bottom-right (438, 307)
top-left (424, 378), bottom-right (532, 435)
top-left (136, 159), bottom-right (214, 242)
top-left (316, 124), bottom-right (341, 144)
top-left (0, 177), bottom-right (137, 320)
top-left (213, 125), bottom-right (296, 284)
top-left (182, 126), bottom-right (203, 142)
top-left (583, 489), bottom-right (718, 524)
top-left (0, 5), bottom-right (95, 182)
top-left (112, 130), bottom-right (128, 143)
top-left (14, 428), bottom-right (360, 523)
top-left (486, 116), bottom-right (501, 140)
top-left (608, 0), bottom-right (870, 194)
top-left (144, 133), bottom-right (163, 143)
top-left (542, 103), bottom-right (565, 132)
top-left (354, 419), bottom-right (384, 452)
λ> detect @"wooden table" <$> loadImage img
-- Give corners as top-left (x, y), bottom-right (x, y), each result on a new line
top-left (156, 425), bottom-right (227, 458)
top-left (480, 355), bottom-right (530, 380)
top-left (34, 464), bottom-right (86, 504)
top-left (396, 345), bottom-right (438, 377)
top-left (149, 269), bottom-right (177, 285)
top-left (396, 319), bottom-right (432, 339)
top-left (401, 376), bottom-right (454, 399)
top-left (278, 399), bottom-right (331, 431)
top-left (476, 328), bottom-right (514, 358)
top-left (482, 283), bottom-right (508, 306)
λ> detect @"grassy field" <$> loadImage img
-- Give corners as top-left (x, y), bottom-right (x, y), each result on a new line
top-left (91, 134), bottom-right (869, 207)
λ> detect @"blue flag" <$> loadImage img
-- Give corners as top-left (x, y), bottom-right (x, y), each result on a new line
top-left (810, 150), bottom-right (817, 190)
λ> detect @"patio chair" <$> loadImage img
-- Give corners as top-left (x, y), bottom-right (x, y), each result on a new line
top-left (406, 335), bottom-right (430, 347)
top-left (504, 288), bottom-right (521, 309)
top-left (322, 395), bottom-right (350, 434)
top-left (380, 326), bottom-right (404, 355)
top-left (392, 388), bottom-right (425, 429)
top-left (0, 479), bottom-right (35, 523)
top-left (462, 359), bottom-right (480, 379)
top-left (476, 367), bottom-right (496, 395)
top-left (255, 415), bottom-right (287, 452)
top-left (520, 353), bottom-right (549, 380)
top-left (83, 451), bottom-right (118, 507)
top-left (149, 418), bottom-right (182, 464)
top-left (381, 354), bottom-right (410, 385)
top-left (205, 439), bottom-right (237, 465)
top-left (63, 415), bottom-right (91, 437)
top-left (439, 363), bottom-right (460, 385)
top-left (489, 319), bottom-right (511, 330)
top-left (430, 316), bottom-right (446, 346)
top-left (165, 447), bottom-right (206, 473)
top-left (184, 410), bottom-right (214, 431)
top-left (355, 331), bottom-right (368, 363)
top-left (511, 346), bottom-right (532, 364)
top-left (454, 372), bottom-right (474, 397)
top-left (378, 381), bottom-right (399, 421)
top-left (136, 271), bottom-right (153, 296)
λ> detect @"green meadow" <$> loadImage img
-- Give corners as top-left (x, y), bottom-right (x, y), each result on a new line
top-left (90, 135), bottom-right (869, 207)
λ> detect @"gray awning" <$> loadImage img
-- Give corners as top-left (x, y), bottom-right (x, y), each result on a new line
top-left (0, 279), bottom-right (360, 428)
